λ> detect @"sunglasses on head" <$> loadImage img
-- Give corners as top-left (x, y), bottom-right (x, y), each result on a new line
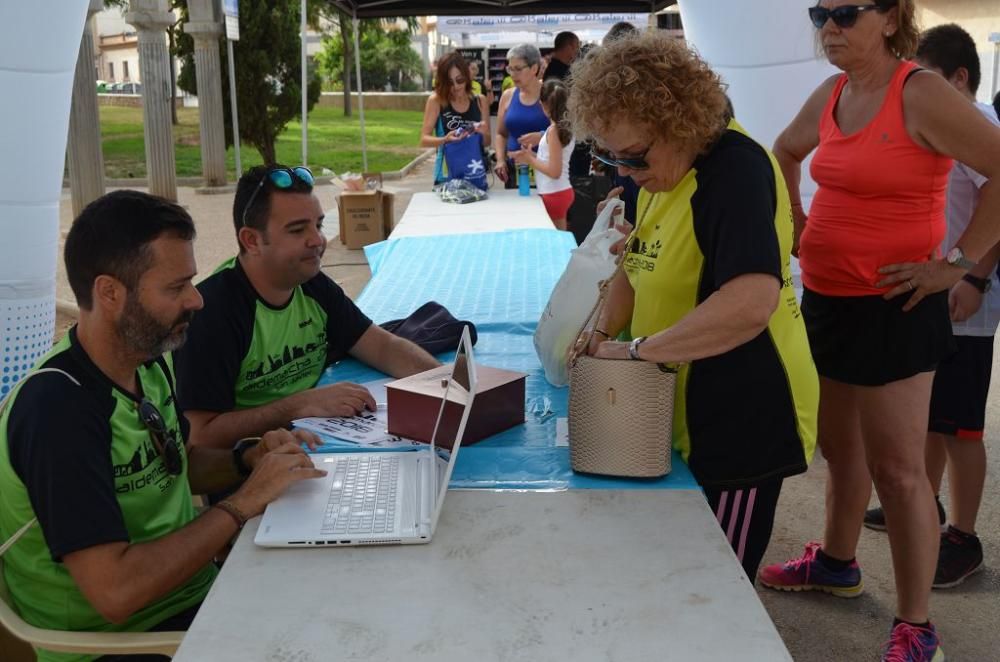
top-left (809, 3), bottom-right (890, 29)
top-left (240, 166), bottom-right (315, 228)
top-left (138, 398), bottom-right (184, 476)
top-left (591, 144), bottom-right (652, 171)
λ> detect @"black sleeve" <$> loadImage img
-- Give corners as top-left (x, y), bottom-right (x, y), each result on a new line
top-left (7, 374), bottom-right (129, 561)
top-left (691, 143), bottom-right (783, 289)
top-left (174, 278), bottom-right (251, 414)
top-left (304, 275), bottom-right (373, 364)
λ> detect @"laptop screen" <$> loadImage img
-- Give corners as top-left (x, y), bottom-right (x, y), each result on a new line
top-left (428, 326), bottom-right (477, 527)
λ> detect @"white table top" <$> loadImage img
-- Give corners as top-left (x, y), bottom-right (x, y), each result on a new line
top-left (389, 189), bottom-right (555, 238)
top-left (173, 490), bottom-right (791, 662)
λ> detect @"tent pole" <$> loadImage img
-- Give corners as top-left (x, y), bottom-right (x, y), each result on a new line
top-left (353, 14), bottom-right (368, 172)
top-left (301, 0), bottom-right (308, 167)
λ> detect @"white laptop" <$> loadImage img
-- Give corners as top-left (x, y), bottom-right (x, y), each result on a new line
top-left (254, 326), bottom-right (477, 548)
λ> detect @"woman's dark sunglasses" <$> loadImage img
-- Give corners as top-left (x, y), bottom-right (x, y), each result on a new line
top-left (591, 146), bottom-right (652, 171)
top-left (809, 3), bottom-right (888, 29)
top-left (138, 398), bottom-right (184, 476)
top-left (240, 166), bottom-right (315, 227)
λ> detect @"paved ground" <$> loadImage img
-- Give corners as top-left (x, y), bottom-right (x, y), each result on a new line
top-left (47, 161), bottom-right (999, 661)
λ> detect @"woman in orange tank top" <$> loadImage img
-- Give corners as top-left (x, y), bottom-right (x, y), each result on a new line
top-left (757, 2), bottom-right (1000, 660)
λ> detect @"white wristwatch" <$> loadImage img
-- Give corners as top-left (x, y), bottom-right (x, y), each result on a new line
top-left (945, 246), bottom-right (977, 271)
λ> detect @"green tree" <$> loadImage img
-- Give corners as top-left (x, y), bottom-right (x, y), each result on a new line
top-left (316, 24), bottom-right (422, 94)
top-left (177, 0), bottom-right (321, 164)
top-left (312, 7), bottom-right (418, 116)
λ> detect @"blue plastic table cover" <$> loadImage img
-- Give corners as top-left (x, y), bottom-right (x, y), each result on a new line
top-left (313, 229), bottom-right (698, 491)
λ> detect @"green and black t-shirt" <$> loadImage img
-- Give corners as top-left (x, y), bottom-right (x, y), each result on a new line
top-left (0, 329), bottom-right (216, 662)
top-left (625, 120), bottom-right (818, 489)
top-left (175, 257), bottom-right (372, 413)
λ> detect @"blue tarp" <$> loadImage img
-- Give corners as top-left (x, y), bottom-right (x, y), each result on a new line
top-left (315, 229), bottom-right (698, 491)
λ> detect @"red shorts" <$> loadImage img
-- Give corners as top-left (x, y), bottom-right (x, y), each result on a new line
top-left (540, 188), bottom-right (575, 223)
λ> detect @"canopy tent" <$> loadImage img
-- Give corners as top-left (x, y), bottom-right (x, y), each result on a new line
top-left (328, 1), bottom-right (676, 18)
top-left (323, 1), bottom-right (678, 170)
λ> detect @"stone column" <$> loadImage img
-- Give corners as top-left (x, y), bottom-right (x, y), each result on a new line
top-left (126, 0), bottom-right (177, 200)
top-left (185, 0), bottom-right (226, 187)
top-left (67, 0), bottom-right (106, 217)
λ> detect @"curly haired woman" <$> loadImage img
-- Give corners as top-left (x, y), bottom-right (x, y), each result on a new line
top-left (571, 30), bottom-right (819, 581)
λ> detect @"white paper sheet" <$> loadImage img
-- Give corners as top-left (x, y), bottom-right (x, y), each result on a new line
top-left (291, 378), bottom-right (425, 449)
top-left (556, 418), bottom-right (569, 447)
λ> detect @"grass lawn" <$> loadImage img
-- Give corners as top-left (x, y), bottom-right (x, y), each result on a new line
top-left (98, 105), bottom-right (426, 179)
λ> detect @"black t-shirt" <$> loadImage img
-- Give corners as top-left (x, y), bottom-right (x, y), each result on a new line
top-left (544, 58), bottom-right (571, 81)
top-left (439, 95), bottom-right (482, 133)
top-left (0, 329), bottom-right (216, 634)
top-left (174, 258), bottom-right (372, 413)
top-left (5, 329), bottom-right (193, 560)
top-left (624, 122), bottom-right (817, 488)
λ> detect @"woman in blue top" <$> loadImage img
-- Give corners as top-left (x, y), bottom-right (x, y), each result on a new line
top-left (494, 44), bottom-right (550, 189)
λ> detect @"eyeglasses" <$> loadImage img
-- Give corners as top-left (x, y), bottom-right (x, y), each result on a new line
top-left (138, 398), bottom-right (184, 476)
top-left (591, 144), bottom-right (653, 171)
top-left (808, 3), bottom-right (888, 29)
top-left (240, 166), bottom-right (315, 228)
top-left (506, 64), bottom-right (531, 74)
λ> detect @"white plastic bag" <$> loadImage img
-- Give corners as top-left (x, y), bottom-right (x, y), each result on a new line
top-left (534, 200), bottom-right (626, 386)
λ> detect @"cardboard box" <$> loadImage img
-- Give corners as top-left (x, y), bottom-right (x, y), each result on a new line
top-left (386, 363), bottom-right (527, 449)
top-left (338, 190), bottom-right (385, 249)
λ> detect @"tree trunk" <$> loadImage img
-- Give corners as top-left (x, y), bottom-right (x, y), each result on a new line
top-left (258, 135), bottom-right (276, 165)
top-left (339, 17), bottom-right (352, 117)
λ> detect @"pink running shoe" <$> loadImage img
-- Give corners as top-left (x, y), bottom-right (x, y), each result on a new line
top-left (881, 622), bottom-right (945, 662)
top-left (758, 541), bottom-right (864, 598)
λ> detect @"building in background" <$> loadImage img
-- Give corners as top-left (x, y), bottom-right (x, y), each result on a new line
top-left (93, 9), bottom-right (138, 86)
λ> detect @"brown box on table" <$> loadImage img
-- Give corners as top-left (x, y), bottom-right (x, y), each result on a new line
top-left (386, 363), bottom-right (527, 450)
top-left (337, 190), bottom-right (385, 249)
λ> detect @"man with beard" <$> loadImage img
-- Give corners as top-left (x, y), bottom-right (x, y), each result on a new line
top-left (0, 190), bottom-right (326, 661)
top-left (174, 165), bottom-right (438, 451)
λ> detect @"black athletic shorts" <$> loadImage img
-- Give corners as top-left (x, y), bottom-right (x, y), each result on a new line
top-left (929, 335), bottom-right (994, 439)
top-left (802, 288), bottom-right (954, 386)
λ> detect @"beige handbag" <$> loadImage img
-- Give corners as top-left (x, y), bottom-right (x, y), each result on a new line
top-left (567, 238), bottom-right (676, 478)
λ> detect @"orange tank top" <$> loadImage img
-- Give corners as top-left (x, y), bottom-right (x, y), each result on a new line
top-left (800, 60), bottom-right (952, 296)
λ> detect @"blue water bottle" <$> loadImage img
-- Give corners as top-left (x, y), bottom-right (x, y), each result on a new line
top-left (517, 165), bottom-right (530, 196)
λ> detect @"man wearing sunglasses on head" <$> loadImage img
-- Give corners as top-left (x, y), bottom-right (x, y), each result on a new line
top-left (174, 165), bottom-right (439, 453)
top-left (0, 191), bottom-right (327, 662)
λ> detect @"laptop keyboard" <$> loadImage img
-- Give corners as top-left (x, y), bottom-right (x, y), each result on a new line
top-left (321, 455), bottom-right (399, 536)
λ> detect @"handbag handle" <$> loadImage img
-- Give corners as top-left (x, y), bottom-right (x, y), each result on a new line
top-left (567, 247), bottom-right (629, 367)
top-left (567, 194), bottom-right (661, 368)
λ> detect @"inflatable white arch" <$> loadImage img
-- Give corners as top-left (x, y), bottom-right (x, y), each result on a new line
top-left (679, 0), bottom-right (836, 195)
top-left (678, 0), bottom-right (837, 288)
top-left (0, 2), bottom-right (89, 398)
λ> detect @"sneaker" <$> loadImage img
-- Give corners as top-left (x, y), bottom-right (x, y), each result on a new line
top-left (880, 621), bottom-right (944, 662)
top-left (933, 526), bottom-right (984, 588)
top-left (864, 497), bottom-right (946, 532)
top-left (758, 541), bottom-right (864, 598)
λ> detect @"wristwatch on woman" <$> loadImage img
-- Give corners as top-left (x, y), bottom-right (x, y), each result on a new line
top-left (945, 246), bottom-right (977, 271)
top-left (962, 273), bottom-right (992, 293)
top-left (627, 336), bottom-right (647, 360)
